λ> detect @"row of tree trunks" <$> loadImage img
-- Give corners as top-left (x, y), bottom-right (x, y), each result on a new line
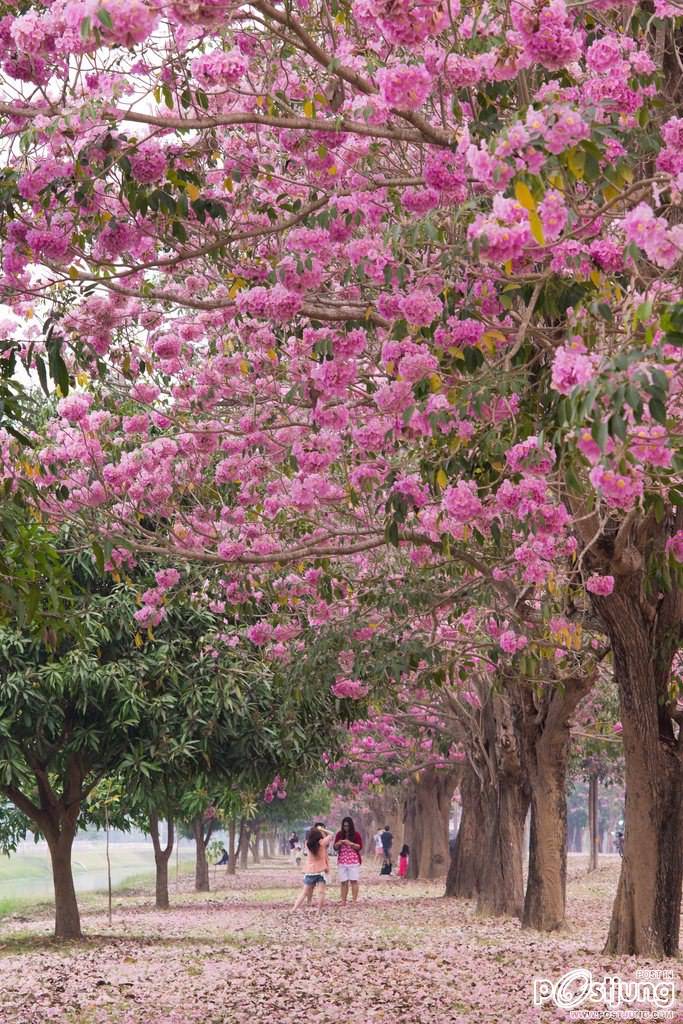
top-left (446, 674), bottom-right (592, 934)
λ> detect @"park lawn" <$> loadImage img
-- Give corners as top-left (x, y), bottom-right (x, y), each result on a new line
top-left (0, 843), bottom-right (197, 919)
top-left (1, 856), bottom-right (681, 1024)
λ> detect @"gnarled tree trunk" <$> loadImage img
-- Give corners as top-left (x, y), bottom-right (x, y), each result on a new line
top-left (150, 812), bottom-right (174, 909)
top-left (587, 511), bottom-right (683, 957)
top-left (476, 770), bottom-right (529, 918)
top-left (404, 767), bottom-right (456, 880)
top-left (602, 597), bottom-right (683, 956)
top-left (522, 676), bottom-right (592, 932)
top-left (446, 764), bottom-right (486, 899)
top-left (469, 691), bottom-right (530, 920)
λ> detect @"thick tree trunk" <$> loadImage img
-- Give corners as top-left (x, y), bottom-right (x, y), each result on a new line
top-left (588, 774), bottom-right (599, 872)
top-left (590, 545), bottom-right (683, 958)
top-left (404, 767), bottom-right (456, 880)
top-left (476, 772), bottom-right (529, 918)
top-left (445, 765), bottom-right (486, 898)
top-left (467, 691), bottom-right (530, 919)
top-left (227, 819), bottom-right (237, 875)
top-left (5, 756), bottom-right (85, 941)
top-left (150, 812), bottom-right (174, 909)
top-left (193, 817), bottom-right (210, 892)
top-left (524, 748), bottom-right (569, 931)
top-left (46, 827), bottom-right (81, 940)
top-left (522, 676), bottom-right (592, 932)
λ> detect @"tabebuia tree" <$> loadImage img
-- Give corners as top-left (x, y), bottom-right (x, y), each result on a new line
top-left (2, 0), bottom-right (683, 957)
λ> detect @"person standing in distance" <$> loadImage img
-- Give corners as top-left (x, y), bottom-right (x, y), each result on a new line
top-left (334, 816), bottom-right (363, 905)
top-left (380, 825), bottom-right (393, 866)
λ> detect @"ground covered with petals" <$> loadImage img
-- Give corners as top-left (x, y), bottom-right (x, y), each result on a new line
top-left (0, 857), bottom-right (680, 1024)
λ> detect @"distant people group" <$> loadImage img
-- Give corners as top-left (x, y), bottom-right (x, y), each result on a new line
top-left (292, 817), bottom-right (408, 911)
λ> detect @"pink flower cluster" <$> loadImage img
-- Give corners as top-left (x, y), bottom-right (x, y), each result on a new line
top-left (667, 531), bottom-right (683, 562)
top-left (376, 64), bottom-right (432, 108)
top-left (263, 774), bottom-right (287, 802)
top-left (550, 338), bottom-right (596, 395)
top-left (331, 677), bottom-right (369, 699)
top-left (130, 145), bottom-right (167, 185)
top-left (538, 190), bottom-right (567, 242)
top-left (585, 574), bottom-right (615, 596)
top-left (499, 629), bottom-right (528, 654)
top-left (510, 0), bottom-right (580, 70)
top-left (57, 393), bottom-right (93, 424)
top-left (622, 203), bottom-right (683, 270)
top-left (357, 0), bottom-right (448, 47)
top-left (589, 464), bottom-right (644, 509)
top-left (506, 437), bottom-right (556, 476)
top-left (192, 49), bottom-right (247, 88)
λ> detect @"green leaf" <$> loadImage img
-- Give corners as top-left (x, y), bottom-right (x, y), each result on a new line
top-left (609, 412), bottom-right (627, 441)
top-left (649, 396), bottom-right (667, 424)
top-left (96, 7), bottom-right (113, 28)
top-left (92, 542), bottom-right (105, 575)
top-left (34, 355), bottom-right (49, 397)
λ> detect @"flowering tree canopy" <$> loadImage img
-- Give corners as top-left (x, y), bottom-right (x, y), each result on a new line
top-left (1, 0), bottom-right (683, 956)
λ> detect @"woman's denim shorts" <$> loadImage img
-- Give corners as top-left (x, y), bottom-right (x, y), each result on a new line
top-left (303, 873), bottom-right (326, 886)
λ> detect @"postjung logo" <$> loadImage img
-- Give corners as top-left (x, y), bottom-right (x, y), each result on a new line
top-left (533, 968), bottom-right (676, 1015)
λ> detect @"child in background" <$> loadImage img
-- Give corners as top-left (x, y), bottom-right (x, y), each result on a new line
top-left (398, 843), bottom-right (409, 878)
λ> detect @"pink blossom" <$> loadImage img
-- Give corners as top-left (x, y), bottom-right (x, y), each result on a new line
top-left (376, 64), bottom-right (432, 107)
top-left (57, 393), bottom-right (92, 424)
top-left (130, 145), bottom-right (167, 184)
top-left (551, 338), bottom-right (596, 394)
top-left (246, 622), bottom-right (273, 645)
top-left (398, 289), bottom-right (442, 326)
top-left (331, 677), bottom-right (369, 699)
top-left (499, 629), bottom-right (528, 654)
top-left (667, 531), bottom-right (683, 562)
top-left (585, 574), bottom-right (615, 596)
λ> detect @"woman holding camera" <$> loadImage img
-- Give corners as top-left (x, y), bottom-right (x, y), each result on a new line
top-left (334, 816), bottom-right (363, 905)
top-left (292, 823), bottom-right (333, 912)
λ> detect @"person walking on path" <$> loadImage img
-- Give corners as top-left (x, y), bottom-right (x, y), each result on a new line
top-left (334, 816), bottom-right (363, 905)
top-left (398, 844), bottom-right (409, 878)
top-left (380, 826), bottom-right (393, 865)
top-left (293, 826), bottom-right (333, 912)
top-left (373, 830), bottom-right (384, 864)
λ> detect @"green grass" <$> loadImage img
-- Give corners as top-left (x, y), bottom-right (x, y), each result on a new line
top-left (0, 842), bottom-right (198, 920)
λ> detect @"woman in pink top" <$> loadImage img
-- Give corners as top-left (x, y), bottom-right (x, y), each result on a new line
top-left (293, 825), bottom-right (333, 911)
top-left (334, 816), bottom-right (363, 904)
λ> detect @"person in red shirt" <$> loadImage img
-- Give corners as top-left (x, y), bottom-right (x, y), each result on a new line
top-left (334, 816), bottom-right (363, 905)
